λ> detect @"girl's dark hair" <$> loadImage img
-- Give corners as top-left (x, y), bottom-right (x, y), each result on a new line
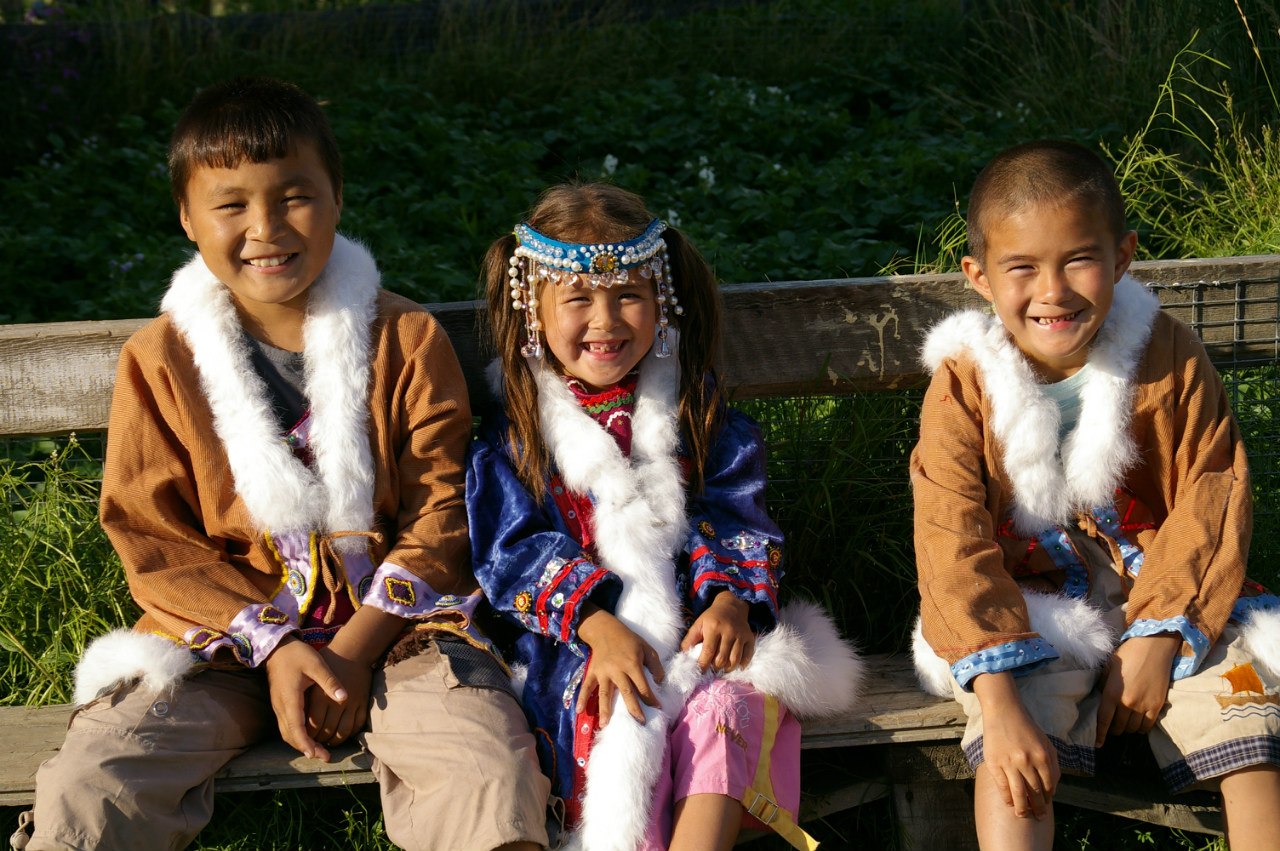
top-left (168, 77), bottom-right (342, 206)
top-left (481, 182), bottom-right (724, 497)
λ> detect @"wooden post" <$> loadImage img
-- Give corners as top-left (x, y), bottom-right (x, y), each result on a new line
top-left (885, 744), bottom-right (978, 851)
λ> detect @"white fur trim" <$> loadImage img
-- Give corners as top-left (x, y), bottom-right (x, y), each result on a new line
top-left (912, 590), bottom-right (1117, 695)
top-left (921, 275), bottom-right (1160, 535)
top-left (534, 337), bottom-right (862, 849)
top-left (73, 629), bottom-right (195, 705)
top-left (724, 599), bottom-right (863, 718)
top-left (1240, 607), bottom-right (1280, 683)
top-left (161, 235), bottom-right (380, 543)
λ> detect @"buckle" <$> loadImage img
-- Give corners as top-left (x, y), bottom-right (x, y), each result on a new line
top-left (746, 791), bottom-right (779, 825)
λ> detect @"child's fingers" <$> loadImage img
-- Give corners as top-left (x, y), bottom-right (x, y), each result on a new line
top-left (642, 643), bottom-right (666, 684)
top-left (597, 680), bottom-right (613, 728)
top-left (739, 637), bottom-right (755, 670)
top-left (697, 633), bottom-right (719, 671)
top-left (617, 677), bottom-right (648, 723)
top-left (680, 623), bottom-right (703, 653)
top-left (1095, 694), bottom-right (1117, 747)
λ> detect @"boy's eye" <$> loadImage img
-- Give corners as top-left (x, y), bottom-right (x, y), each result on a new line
top-left (217, 202), bottom-right (245, 211)
top-left (284, 195), bottom-right (312, 205)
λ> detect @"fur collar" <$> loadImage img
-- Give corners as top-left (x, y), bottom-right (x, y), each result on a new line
top-left (921, 274), bottom-right (1160, 535)
top-left (161, 234), bottom-right (380, 548)
top-left (532, 339), bottom-right (863, 851)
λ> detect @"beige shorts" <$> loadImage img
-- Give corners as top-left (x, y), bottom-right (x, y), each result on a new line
top-left (29, 636), bottom-right (550, 851)
top-left (953, 555), bottom-right (1280, 791)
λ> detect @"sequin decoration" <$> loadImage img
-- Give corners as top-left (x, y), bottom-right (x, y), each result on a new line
top-left (698, 521), bottom-right (716, 539)
top-left (436, 594), bottom-right (462, 608)
top-left (538, 557), bottom-right (567, 587)
top-left (721, 532), bottom-right (765, 552)
top-left (515, 591), bottom-right (533, 613)
top-left (286, 569), bottom-right (307, 597)
top-left (767, 546), bottom-right (782, 567)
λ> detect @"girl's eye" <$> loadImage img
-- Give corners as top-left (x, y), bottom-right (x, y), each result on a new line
top-left (217, 202), bottom-right (245, 211)
top-left (284, 195), bottom-right (311, 205)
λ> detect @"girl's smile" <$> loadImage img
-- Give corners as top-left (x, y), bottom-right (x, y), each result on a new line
top-left (539, 271), bottom-right (657, 392)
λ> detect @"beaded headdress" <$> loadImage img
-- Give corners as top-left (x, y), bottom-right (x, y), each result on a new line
top-left (508, 218), bottom-right (683, 359)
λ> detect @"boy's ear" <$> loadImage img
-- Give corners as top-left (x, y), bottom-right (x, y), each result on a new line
top-left (1114, 230), bottom-right (1138, 281)
top-left (178, 203), bottom-right (197, 243)
top-left (962, 255), bottom-right (995, 304)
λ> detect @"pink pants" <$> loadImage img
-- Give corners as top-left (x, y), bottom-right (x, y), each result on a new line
top-left (640, 679), bottom-right (802, 850)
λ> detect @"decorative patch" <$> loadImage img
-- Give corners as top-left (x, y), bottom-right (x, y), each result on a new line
top-left (721, 532), bottom-right (765, 552)
top-left (767, 545), bottom-right (782, 568)
top-left (435, 594), bottom-right (462, 608)
top-left (563, 664), bottom-right (585, 709)
top-left (538, 557), bottom-right (567, 587)
top-left (230, 633), bottom-right (253, 665)
top-left (257, 605), bottom-right (288, 625)
top-left (358, 575), bottom-right (373, 600)
top-left (699, 521), bottom-right (716, 539)
top-left (514, 591), bottom-right (533, 613)
top-left (286, 569), bottom-right (307, 597)
top-left (385, 577), bottom-right (417, 607)
top-left (1218, 662), bottom-right (1280, 721)
top-left (187, 628), bottom-right (221, 651)
top-left (551, 592), bottom-right (566, 608)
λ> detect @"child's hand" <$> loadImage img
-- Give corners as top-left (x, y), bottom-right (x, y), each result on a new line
top-left (974, 672), bottom-right (1059, 819)
top-left (1095, 633), bottom-right (1180, 746)
top-left (681, 590), bottom-right (754, 672)
top-left (577, 604), bottom-right (665, 727)
top-left (306, 645), bottom-right (373, 750)
top-left (263, 636), bottom-right (349, 761)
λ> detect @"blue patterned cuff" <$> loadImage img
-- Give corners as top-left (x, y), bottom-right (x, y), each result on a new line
top-left (1233, 593), bottom-right (1280, 622)
top-left (363, 562), bottom-right (481, 623)
top-left (1121, 616), bottom-right (1210, 680)
top-left (952, 637), bottom-right (1059, 690)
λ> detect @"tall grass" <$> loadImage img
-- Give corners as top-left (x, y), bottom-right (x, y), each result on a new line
top-left (0, 436), bottom-right (135, 706)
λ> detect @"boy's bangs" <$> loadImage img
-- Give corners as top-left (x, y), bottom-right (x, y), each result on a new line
top-left (190, 117), bottom-right (296, 172)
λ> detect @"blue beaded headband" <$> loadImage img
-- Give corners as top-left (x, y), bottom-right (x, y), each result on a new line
top-left (513, 218), bottom-right (666, 275)
top-left (507, 218), bottom-right (682, 359)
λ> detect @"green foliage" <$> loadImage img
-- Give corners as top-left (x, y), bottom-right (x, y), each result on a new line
top-left (1108, 41), bottom-right (1280, 259)
top-left (0, 436), bottom-right (135, 706)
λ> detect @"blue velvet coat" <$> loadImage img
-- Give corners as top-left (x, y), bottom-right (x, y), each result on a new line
top-left (466, 403), bottom-right (783, 810)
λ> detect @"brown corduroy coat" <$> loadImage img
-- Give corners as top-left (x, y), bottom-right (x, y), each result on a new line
top-left (911, 276), bottom-right (1252, 668)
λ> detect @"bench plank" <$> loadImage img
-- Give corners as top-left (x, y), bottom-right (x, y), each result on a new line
top-left (0, 654), bottom-right (949, 806)
top-left (3, 255), bottom-right (1276, 436)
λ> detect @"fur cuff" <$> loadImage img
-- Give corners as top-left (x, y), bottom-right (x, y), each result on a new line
top-left (73, 630), bottom-right (196, 705)
top-left (913, 590), bottom-right (1117, 696)
top-left (724, 599), bottom-right (864, 719)
top-left (1240, 607), bottom-right (1280, 683)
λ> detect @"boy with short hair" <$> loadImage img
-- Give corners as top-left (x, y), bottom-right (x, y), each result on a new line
top-left (23, 77), bottom-right (549, 851)
top-left (910, 139), bottom-right (1280, 850)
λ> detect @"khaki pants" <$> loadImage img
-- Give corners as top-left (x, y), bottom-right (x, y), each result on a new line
top-left (28, 638), bottom-right (550, 851)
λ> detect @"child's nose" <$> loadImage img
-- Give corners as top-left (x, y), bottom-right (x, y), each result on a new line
top-left (246, 204), bottom-right (285, 240)
top-left (1037, 269), bottom-right (1071, 302)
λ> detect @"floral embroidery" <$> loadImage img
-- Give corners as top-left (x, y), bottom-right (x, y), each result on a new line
top-left (686, 679), bottom-right (751, 726)
top-left (515, 591), bottom-right (533, 613)
top-left (385, 577), bottom-right (416, 606)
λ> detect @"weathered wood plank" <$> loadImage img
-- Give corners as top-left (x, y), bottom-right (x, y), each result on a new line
top-left (2, 256), bottom-right (1276, 436)
top-left (0, 654), bottom-right (959, 805)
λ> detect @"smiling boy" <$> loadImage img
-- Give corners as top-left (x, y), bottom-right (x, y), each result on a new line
top-left (910, 140), bottom-right (1280, 850)
top-left (21, 78), bottom-right (548, 851)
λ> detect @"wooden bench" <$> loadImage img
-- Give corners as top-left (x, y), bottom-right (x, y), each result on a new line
top-left (3, 254), bottom-right (1277, 846)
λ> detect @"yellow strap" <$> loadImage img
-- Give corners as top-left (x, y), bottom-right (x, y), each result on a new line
top-left (744, 695), bottom-right (821, 851)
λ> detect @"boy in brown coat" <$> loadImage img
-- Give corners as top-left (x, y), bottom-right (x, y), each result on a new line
top-left (21, 78), bottom-right (548, 851)
top-left (911, 140), bottom-right (1280, 850)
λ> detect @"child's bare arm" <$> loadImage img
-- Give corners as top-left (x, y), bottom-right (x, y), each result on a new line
top-left (576, 603), bottom-right (665, 728)
top-left (1096, 633), bottom-right (1181, 745)
top-left (973, 671), bottom-right (1060, 819)
top-left (681, 590), bottom-right (754, 672)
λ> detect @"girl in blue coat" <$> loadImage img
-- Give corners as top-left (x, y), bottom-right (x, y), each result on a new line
top-left (467, 183), bottom-right (861, 851)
